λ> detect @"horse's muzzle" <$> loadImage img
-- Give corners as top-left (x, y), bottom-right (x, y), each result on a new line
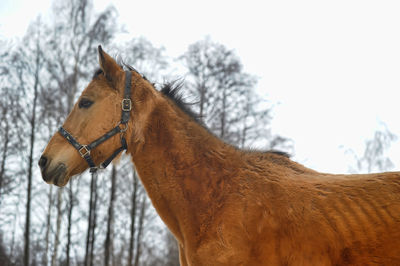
top-left (39, 156), bottom-right (68, 187)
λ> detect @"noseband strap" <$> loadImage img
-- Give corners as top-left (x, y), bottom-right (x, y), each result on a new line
top-left (58, 71), bottom-right (132, 173)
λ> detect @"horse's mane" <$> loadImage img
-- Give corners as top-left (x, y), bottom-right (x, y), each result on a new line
top-left (159, 81), bottom-right (289, 158)
top-left (160, 81), bottom-right (202, 123)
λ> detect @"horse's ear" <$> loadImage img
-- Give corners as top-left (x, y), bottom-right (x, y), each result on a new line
top-left (98, 45), bottom-right (122, 85)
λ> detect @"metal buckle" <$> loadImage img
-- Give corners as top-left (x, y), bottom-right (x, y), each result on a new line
top-left (78, 145), bottom-right (90, 157)
top-left (122, 99), bottom-right (132, 111)
top-left (118, 122), bottom-right (128, 133)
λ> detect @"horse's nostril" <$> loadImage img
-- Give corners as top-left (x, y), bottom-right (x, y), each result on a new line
top-left (38, 156), bottom-right (48, 170)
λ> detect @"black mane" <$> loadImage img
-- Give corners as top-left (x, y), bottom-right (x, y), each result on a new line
top-left (160, 81), bottom-right (202, 123)
top-left (267, 150), bottom-right (290, 158)
top-left (159, 82), bottom-right (290, 158)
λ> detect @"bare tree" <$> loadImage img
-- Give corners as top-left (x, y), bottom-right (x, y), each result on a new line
top-left (164, 231), bottom-right (180, 266)
top-left (43, 185), bottom-right (53, 266)
top-left (7, 17), bottom-right (47, 266)
top-left (121, 37), bottom-right (169, 81)
top-left (51, 188), bottom-right (63, 266)
top-left (134, 195), bottom-right (147, 266)
top-left (347, 126), bottom-right (397, 174)
top-left (43, 0), bottom-right (118, 113)
top-left (181, 37), bottom-right (290, 150)
top-left (65, 176), bottom-right (82, 266)
top-left (127, 170), bottom-right (139, 266)
top-left (0, 43), bottom-right (23, 207)
top-left (65, 183), bottom-right (73, 266)
top-left (85, 172), bottom-right (98, 266)
top-left (0, 234), bottom-right (13, 266)
top-left (104, 166), bottom-right (117, 266)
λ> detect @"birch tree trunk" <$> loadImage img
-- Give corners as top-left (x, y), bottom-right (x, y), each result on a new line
top-left (127, 171), bottom-right (138, 266)
top-left (66, 182), bottom-right (73, 266)
top-left (0, 121), bottom-right (9, 202)
top-left (24, 30), bottom-right (41, 266)
top-left (104, 166), bottom-right (117, 266)
top-left (44, 186), bottom-right (53, 266)
top-left (51, 188), bottom-right (63, 266)
top-left (134, 195), bottom-right (146, 266)
top-left (85, 172), bottom-right (98, 266)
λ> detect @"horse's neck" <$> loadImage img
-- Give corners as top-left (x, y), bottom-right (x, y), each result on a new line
top-left (129, 100), bottom-right (238, 243)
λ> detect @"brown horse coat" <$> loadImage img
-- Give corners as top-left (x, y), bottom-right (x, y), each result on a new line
top-left (40, 47), bottom-right (400, 266)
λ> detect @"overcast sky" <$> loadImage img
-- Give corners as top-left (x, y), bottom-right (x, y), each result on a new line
top-left (1, 0), bottom-right (399, 173)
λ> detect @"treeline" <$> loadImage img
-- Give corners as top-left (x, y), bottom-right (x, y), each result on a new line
top-left (0, 0), bottom-right (289, 265)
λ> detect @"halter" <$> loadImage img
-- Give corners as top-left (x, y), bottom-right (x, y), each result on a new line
top-left (58, 71), bottom-right (132, 173)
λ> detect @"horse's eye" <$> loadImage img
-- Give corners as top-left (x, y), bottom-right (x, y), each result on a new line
top-left (79, 98), bottom-right (93, 109)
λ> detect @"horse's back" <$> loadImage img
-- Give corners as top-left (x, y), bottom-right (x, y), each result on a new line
top-left (291, 171), bottom-right (400, 265)
top-left (241, 170), bottom-right (400, 265)
top-left (186, 165), bottom-right (400, 265)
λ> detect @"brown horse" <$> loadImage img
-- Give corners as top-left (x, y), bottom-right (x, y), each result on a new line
top-left (39, 47), bottom-right (400, 266)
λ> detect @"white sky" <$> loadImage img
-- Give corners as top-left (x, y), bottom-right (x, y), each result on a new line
top-left (1, 0), bottom-right (399, 173)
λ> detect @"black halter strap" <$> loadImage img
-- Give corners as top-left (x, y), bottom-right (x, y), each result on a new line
top-left (58, 71), bottom-right (132, 173)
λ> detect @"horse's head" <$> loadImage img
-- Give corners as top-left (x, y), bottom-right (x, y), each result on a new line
top-left (39, 46), bottom-right (152, 186)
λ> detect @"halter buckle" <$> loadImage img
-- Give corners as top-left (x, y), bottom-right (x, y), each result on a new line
top-left (118, 122), bottom-right (128, 133)
top-left (122, 99), bottom-right (132, 111)
top-left (78, 145), bottom-right (90, 157)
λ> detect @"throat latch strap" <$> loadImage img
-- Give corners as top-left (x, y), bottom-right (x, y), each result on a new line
top-left (58, 71), bottom-right (132, 172)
